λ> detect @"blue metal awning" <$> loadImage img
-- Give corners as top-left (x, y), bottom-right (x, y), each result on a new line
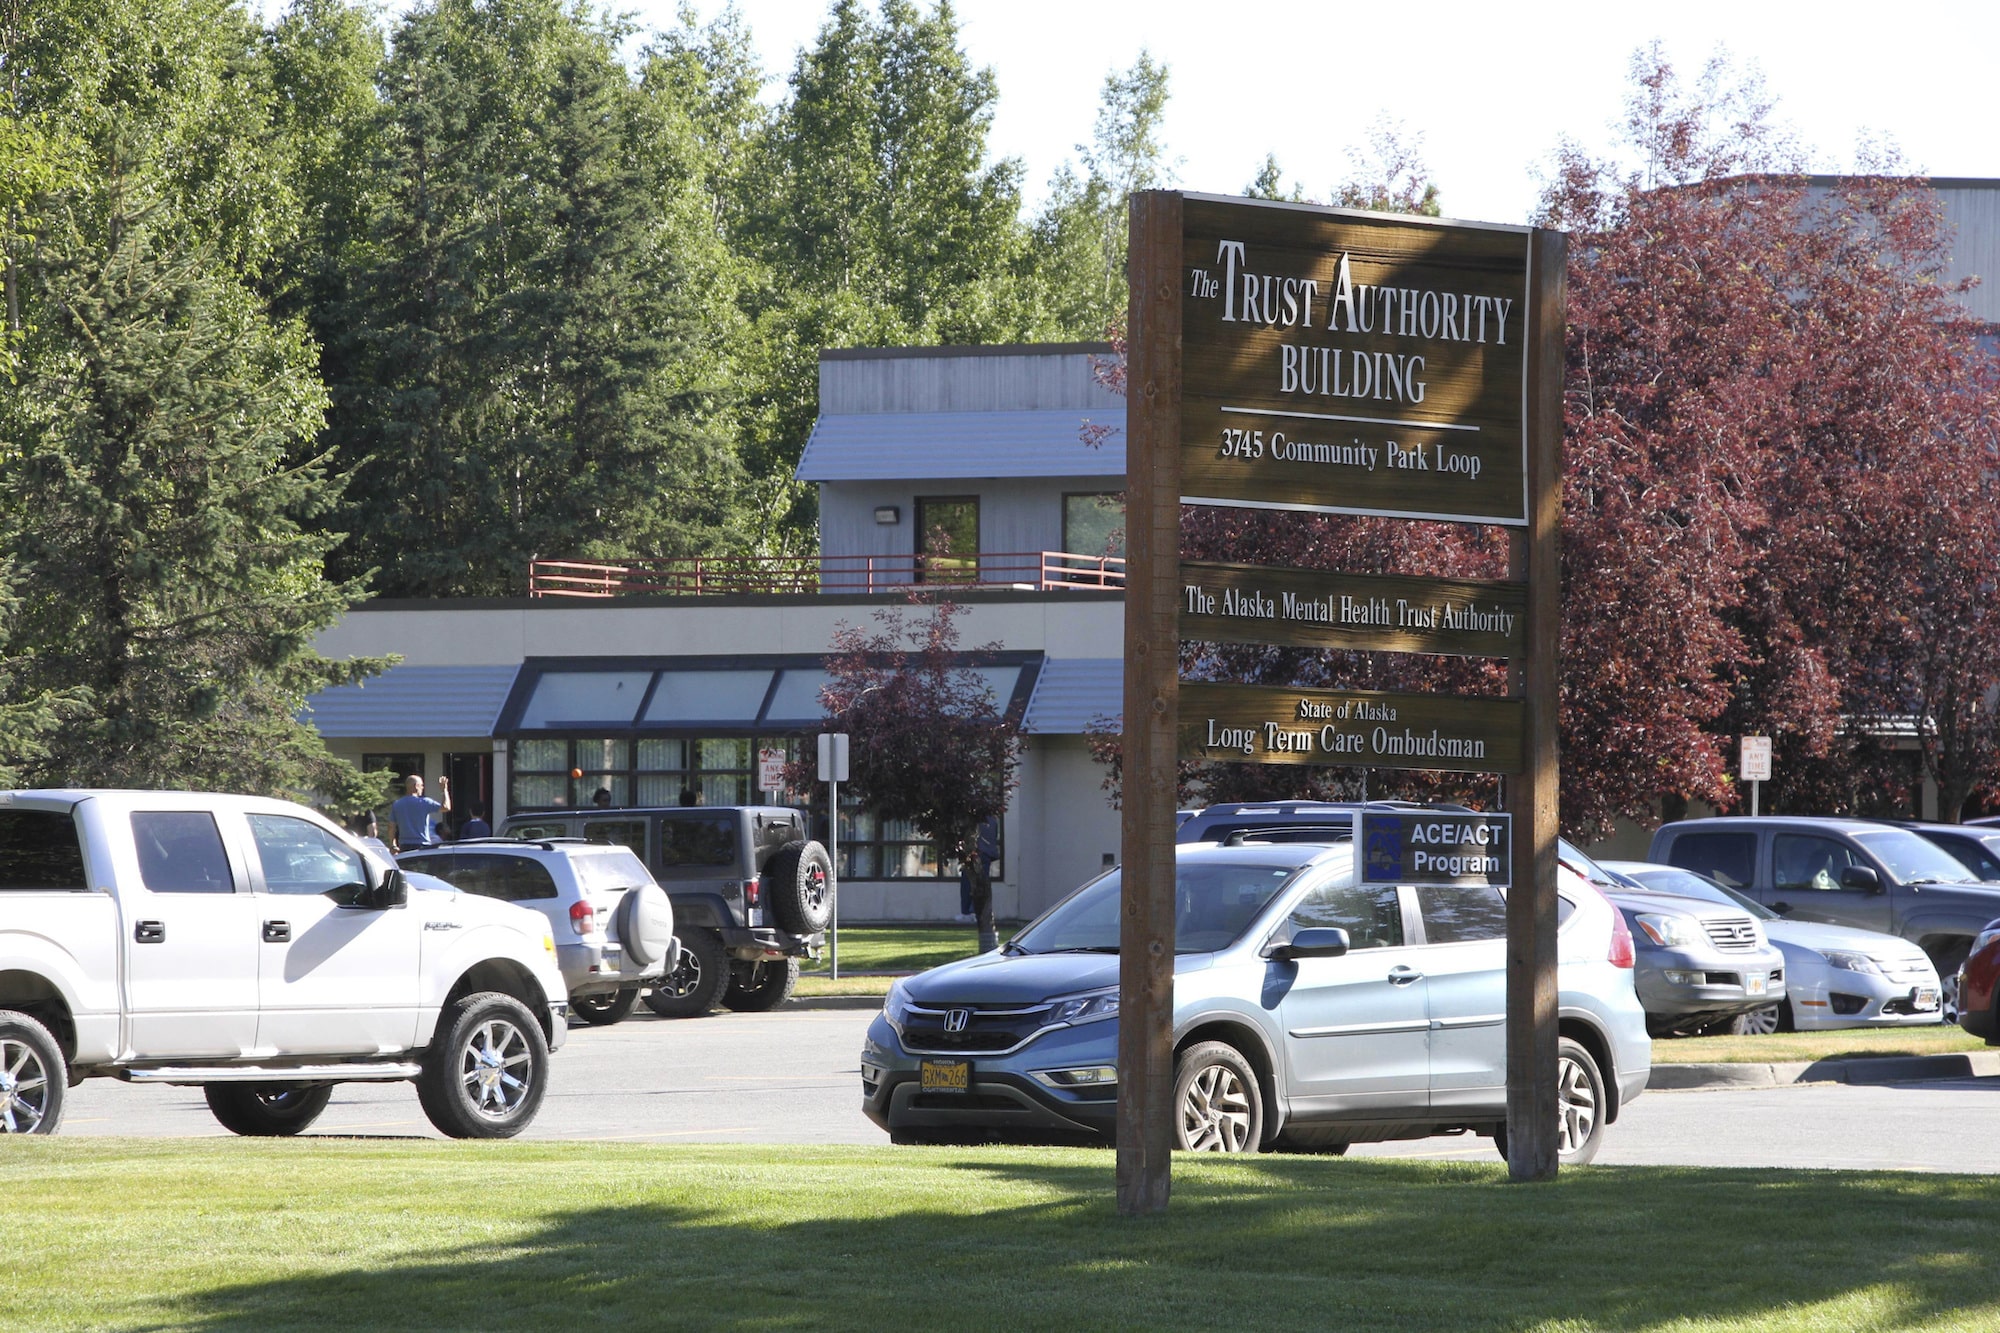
top-left (302, 665), bottom-right (521, 739)
top-left (1021, 659), bottom-right (1123, 735)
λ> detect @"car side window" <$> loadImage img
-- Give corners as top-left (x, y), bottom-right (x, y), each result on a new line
top-left (659, 815), bottom-right (737, 868)
top-left (248, 814), bottom-right (367, 895)
top-left (131, 811), bottom-right (236, 894)
top-left (0, 811), bottom-right (86, 891)
top-left (508, 822), bottom-right (570, 841)
top-left (583, 820), bottom-right (646, 857)
top-left (1774, 835), bottom-right (1863, 893)
top-left (448, 855), bottom-right (558, 902)
top-left (1416, 884), bottom-right (1509, 943)
top-left (1285, 881), bottom-right (1403, 950)
top-left (1666, 832), bottom-right (1757, 889)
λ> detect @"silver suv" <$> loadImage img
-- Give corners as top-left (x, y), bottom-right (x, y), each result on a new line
top-left (399, 840), bottom-right (677, 1026)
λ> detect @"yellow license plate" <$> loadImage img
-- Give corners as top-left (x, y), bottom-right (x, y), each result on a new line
top-left (920, 1059), bottom-right (971, 1093)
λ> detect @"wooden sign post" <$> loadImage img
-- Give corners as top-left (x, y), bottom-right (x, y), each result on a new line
top-left (1119, 191), bottom-right (1566, 1215)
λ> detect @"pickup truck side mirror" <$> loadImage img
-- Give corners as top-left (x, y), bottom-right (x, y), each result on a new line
top-left (1269, 927), bottom-right (1350, 961)
top-left (1841, 865), bottom-right (1882, 893)
top-left (332, 868), bottom-right (409, 911)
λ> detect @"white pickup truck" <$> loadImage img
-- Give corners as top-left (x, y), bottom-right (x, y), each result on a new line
top-left (0, 790), bottom-right (568, 1138)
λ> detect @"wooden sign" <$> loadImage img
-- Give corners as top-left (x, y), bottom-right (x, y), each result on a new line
top-left (1178, 195), bottom-right (1531, 525)
top-left (1180, 560), bottom-right (1526, 657)
top-left (1179, 681), bottom-right (1524, 774)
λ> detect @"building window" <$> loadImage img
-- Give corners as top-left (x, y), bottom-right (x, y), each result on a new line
top-left (915, 495), bottom-right (979, 583)
top-left (1063, 492), bottom-right (1125, 559)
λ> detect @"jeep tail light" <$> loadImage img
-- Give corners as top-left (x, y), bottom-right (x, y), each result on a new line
top-left (569, 899), bottom-right (595, 937)
top-left (744, 878), bottom-right (761, 907)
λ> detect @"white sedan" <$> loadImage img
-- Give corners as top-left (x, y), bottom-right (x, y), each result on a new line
top-left (1602, 861), bottom-right (1941, 1034)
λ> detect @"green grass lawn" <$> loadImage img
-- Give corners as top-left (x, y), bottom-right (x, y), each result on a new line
top-left (1652, 1022), bottom-right (1988, 1064)
top-left (8, 1140), bottom-right (2000, 1331)
top-left (804, 925), bottom-right (1010, 975)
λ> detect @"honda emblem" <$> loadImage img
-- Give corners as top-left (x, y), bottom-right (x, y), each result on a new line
top-left (944, 1008), bottom-right (971, 1033)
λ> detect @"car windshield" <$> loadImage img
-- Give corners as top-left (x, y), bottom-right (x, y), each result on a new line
top-left (572, 849), bottom-right (654, 895)
top-left (1852, 830), bottom-right (1983, 884)
top-left (1012, 859), bottom-right (1305, 955)
top-left (1620, 866), bottom-right (1775, 920)
top-left (1558, 839), bottom-right (1631, 888)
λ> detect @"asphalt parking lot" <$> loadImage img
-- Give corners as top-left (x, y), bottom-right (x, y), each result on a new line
top-left (59, 1003), bottom-right (2000, 1172)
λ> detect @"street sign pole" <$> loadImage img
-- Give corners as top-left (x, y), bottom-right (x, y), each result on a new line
top-left (818, 733), bottom-right (850, 981)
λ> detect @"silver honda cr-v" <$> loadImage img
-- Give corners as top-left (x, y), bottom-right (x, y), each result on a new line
top-left (861, 840), bottom-right (1650, 1163)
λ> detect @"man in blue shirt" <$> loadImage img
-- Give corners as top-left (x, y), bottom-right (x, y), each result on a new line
top-left (390, 774), bottom-right (450, 850)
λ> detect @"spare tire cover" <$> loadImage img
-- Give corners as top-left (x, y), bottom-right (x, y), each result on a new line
top-left (613, 883), bottom-right (676, 970)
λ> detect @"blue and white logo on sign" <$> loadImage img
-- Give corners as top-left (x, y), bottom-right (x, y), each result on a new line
top-left (1363, 819), bottom-right (1403, 883)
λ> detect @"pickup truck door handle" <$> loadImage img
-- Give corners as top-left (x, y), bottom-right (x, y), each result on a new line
top-left (262, 920), bottom-right (292, 943)
top-left (1387, 965), bottom-right (1424, 985)
top-left (134, 920), bottom-right (165, 944)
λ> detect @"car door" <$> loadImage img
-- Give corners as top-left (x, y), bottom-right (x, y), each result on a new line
top-left (121, 809), bottom-right (262, 1059)
top-left (1414, 883), bottom-right (1510, 1111)
top-left (1273, 879), bottom-right (1431, 1116)
top-left (1769, 833), bottom-right (1893, 934)
top-left (243, 811), bottom-right (421, 1056)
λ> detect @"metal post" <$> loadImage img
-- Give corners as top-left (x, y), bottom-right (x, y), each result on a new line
top-left (1751, 780), bottom-right (1759, 818)
top-left (829, 774), bottom-right (840, 981)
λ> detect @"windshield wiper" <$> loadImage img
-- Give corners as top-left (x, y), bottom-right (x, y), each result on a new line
top-left (1041, 945), bottom-right (1120, 954)
top-left (1907, 877), bottom-right (1975, 886)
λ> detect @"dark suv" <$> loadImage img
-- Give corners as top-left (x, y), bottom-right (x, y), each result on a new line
top-left (502, 806), bottom-right (832, 1017)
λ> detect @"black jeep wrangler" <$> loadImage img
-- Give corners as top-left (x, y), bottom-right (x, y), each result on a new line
top-left (501, 805), bottom-right (831, 1016)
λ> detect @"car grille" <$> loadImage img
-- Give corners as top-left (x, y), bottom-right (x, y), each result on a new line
top-left (900, 1001), bottom-right (1058, 1055)
top-left (1703, 916), bottom-right (1761, 951)
top-left (1879, 955), bottom-right (1935, 984)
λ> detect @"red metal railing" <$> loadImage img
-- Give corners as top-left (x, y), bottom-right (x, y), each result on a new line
top-left (527, 551), bottom-right (1126, 598)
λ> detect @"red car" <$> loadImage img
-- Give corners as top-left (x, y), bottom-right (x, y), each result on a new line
top-left (1957, 920), bottom-right (2000, 1041)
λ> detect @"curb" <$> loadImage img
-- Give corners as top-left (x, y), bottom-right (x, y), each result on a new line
top-left (1650, 1050), bottom-right (2000, 1091)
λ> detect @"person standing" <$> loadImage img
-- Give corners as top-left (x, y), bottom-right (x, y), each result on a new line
top-left (458, 804), bottom-right (492, 840)
top-left (390, 774), bottom-right (450, 850)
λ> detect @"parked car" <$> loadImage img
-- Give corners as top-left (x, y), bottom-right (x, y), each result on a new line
top-left (1603, 861), bottom-right (1940, 1033)
top-left (398, 839), bottom-right (677, 1026)
top-left (500, 806), bottom-right (830, 1017)
top-left (1175, 800), bottom-right (1472, 846)
top-left (861, 841), bottom-right (1649, 1164)
top-left (1590, 877), bottom-right (1787, 1039)
top-left (1955, 919), bottom-right (2000, 1043)
top-left (1649, 816), bottom-right (2000, 1020)
top-left (1882, 821), bottom-right (2000, 883)
top-left (0, 790), bottom-right (567, 1137)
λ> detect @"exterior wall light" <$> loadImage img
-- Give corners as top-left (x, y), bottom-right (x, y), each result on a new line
top-left (875, 505), bottom-right (901, 525)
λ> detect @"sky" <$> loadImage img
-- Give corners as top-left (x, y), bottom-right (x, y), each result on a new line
top-left (293, 0), bottom-right (2000, 226)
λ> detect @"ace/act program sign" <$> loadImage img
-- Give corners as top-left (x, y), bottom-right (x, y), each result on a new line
top-left (1178, 196), bottom-right (1532, 526)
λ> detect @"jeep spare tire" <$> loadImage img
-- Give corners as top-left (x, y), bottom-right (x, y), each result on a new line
top-left (612, 882), bottom-right (676, 970)
top-left (764, 840), bottom-right (834, 934)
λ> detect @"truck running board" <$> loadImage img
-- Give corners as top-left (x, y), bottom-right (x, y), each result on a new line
top-left (120, 1063), bottom-right (423, 1085)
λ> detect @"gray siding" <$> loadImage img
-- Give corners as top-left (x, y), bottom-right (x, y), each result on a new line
top-left (819, 347), bottom-right (1123, 414)
top-left (820, 478), bottom-right (1120, 566)
top-left (1935, 183), bottom-right (2000, 326)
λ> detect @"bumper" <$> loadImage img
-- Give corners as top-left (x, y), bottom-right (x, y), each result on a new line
top-left (556, 939), bottom-right (665, 1000)
top-left (1635, 947), bottom-right (1786, 1021)
top-left (720, 925), bottom-right (824, 959)
top-left (546, 1002), bottom-right (568, 1052)
top-left (1789, 972), bottom-right (1941, 1030)
top-left (861, 1015), bottom-right (1118, 1143)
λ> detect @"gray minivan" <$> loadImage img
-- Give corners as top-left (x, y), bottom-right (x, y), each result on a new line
top-left (1650, 816), bottom-right (2000, 1019)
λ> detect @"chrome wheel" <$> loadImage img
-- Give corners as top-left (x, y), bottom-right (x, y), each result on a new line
top-left (458, 1018), bottom-right (534, 1121)
top-left (802, 863), bottom-right (828, 916)
top-left (1730, 1005), bottom-right (1781, 1036)
top-left (662, 947), bottom-right (703, 1000)
top-left (1179, 1063), bottom-right (1253, 1152)
top-left (0, 1036), bottom-right (52, 1134)
top-left (1555, 1053), bottom-right (1599, 1157)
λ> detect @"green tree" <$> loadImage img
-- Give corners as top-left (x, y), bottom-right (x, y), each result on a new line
top-left (332, 0), bottom-right (747, 596)
top-left (3, 164), bottom-right (387, 799)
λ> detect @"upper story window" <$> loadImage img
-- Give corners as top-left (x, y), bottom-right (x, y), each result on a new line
top-left (1064, 492), bottom-right (1125, 559)
top-left (915, 496), bottom-right (978, 583)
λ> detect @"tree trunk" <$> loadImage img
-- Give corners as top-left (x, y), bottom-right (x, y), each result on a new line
top-left (971, 858), bottom-right (997, 953)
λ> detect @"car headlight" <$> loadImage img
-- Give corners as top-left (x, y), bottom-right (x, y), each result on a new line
top-left (1633, 914), bottom-right (1701, 949)
top-left (1818, 949), bottom-right (1882, 975)
top-left (1051, 987), bottom-right (1120, 1026)
top-left (883, 978), bottom-right (911, 1034)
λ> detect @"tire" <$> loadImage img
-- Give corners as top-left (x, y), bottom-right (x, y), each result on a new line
top-left (1498, 1036), bottom-right (1607, 1167)
top-left (611, 884), bottom-right (675, 971)
top-left (763, 841), bottom-right (834, 934)
top-left (1937, 943), bottom-right (1971, 1025)
top-left (417, 991), bottom-right (549, 1139)
top-left (0, 1011), bottom-right (65, 1135)
top-left (204, 1083), bottom-right (333, 1137)
top-left (1729, 1003), bottom-right (1786, 1036)
top-left (642, 929), bottom-right (730, 1018)
top-left (1172, 1041), bottom-right (1263, 1153)
top-left (571, 988), bottom-right (640, 1026)
top-left (722, 957), bottom-right (800, 1012)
